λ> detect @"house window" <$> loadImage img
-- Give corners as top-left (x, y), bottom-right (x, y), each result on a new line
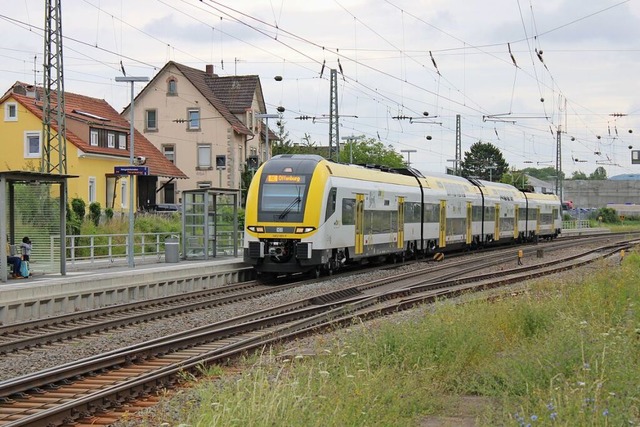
top-left (24, 131), bottom-right (41, 158)
top-left (121, 180), bottom-right (127, 208)
top-left (145, 109), bottom-right (157, 131)
top-left (163, 182), bottom-right (175, 204)
top-left (162, 144), bottom-right (175, 164)
top-left (167, 79), bottom-right (177, 96)
top-left (90, 130), bottom-right (98, 146)
top-left (88, 177), bottom-right (97, 203)
top-left (187, 108), bottom-right (200, 130)
top-left (118, 134), bottom-right (127, 149)
top-left (197, 144), bottom-right (212, 169)
top-left (4, 102), bottom-right (17, 121)
top-left (197, 181), bottom-right (212, 189)
top-left (107, 132), bottom-right (115, 148)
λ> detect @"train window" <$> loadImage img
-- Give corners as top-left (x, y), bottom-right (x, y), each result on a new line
top-left (484, 206), bottom-right (495, 221)
top-left (472, 206), bottom-right (483, 221)
top-left (424, 203), bottom-right (439, 223)
top-left (342, 198), bottom-right (355, 225)
top-left (365, 210), bottom-right (395, 234)
top-left (519, 207), bottom-right (528, 220)
top-left (261, 184), bottom-right (304, 211)
top-left (405, 202), bottom-right (421, 223)
top-left (325, 188), bottom-right (337, 222)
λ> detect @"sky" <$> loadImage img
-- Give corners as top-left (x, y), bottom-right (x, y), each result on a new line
top-left (2, 0), bottom-right (640, 178)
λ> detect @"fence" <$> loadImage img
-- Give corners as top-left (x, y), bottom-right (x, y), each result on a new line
top-left (562, 219), bottom-right (592, 230)
top-left (43, 231), bottom-right (244, 271)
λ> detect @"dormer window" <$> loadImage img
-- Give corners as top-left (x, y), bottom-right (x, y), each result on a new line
top-left (167, 79), bottom-right (177, 96)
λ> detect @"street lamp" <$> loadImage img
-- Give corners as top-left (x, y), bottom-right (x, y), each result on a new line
top-left (256, 112), bottom-right (280, 161)
top-left (400, 149), bottom-right (417, 167)
top-left (115, 76), bottom-right (149, 268)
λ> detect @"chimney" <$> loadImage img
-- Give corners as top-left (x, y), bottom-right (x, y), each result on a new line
top-left (205, 64), bottom-right (214, 76)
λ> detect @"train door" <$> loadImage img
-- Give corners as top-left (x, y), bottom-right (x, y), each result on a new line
top-left (494, 203), bottom-right (500, 241)
top-left (466, 201), bottom-right (472, 245)
top-left (514, 204), bottom-right (519, 239)
top-left (355, 193), bottom-right (365, 255)
top-left (536, 207), bottom-right (541, 235)
top-left (439, 200), bottom-right (446, 248)
top-left (397, 196), bottom-right (405, 249)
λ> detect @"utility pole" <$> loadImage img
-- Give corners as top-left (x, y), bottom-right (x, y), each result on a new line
top-left (328, 69), bottom-right (339, 161)
top-left (556, 130), bottom-right (562, 201)
top-left (401, 149), bottom-right (417, 167)
top-left (454, 114), bottom-right (461, 175)
top-left (341, 135), bottom-right (364, 164)
top-left (42, 0), bottom-right (67, 174)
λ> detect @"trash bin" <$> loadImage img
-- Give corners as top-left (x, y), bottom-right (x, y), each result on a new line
top-left (165, 235), bottom-right (180, 263)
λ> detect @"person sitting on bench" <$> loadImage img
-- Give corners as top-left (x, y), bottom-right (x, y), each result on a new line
top-left (6, 237), bottom-right (23, 278)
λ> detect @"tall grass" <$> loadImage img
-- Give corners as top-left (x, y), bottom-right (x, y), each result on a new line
top-left (134, 253), bottom-right (640, 426)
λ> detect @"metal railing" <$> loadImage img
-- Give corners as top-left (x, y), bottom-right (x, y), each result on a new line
top-left (52, 233), bottom-right (176, 268)
top-left (43, 231), bottom-right (245, 271)
top-left (562, 219), bottom-right (592, 229)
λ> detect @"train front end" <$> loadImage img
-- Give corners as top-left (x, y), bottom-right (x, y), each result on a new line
top-left (243, 155), bottom-right (326, 277)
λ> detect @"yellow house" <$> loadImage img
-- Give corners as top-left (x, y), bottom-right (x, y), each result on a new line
top-left (0, 82), bottom-right (187, 213)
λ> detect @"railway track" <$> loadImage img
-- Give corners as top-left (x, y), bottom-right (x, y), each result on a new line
top-left (0, 236), bottom-right (635, 426)
top-left (0, 233), bottom-right (623, 356)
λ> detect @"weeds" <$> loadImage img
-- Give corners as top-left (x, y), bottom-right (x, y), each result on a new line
top-left (138, 251), bottom-right (640, 426)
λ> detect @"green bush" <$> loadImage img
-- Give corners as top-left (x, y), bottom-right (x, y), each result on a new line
top-left (89, 202), bottom-right (101, 226)
top-left (71, 198), bottom-right (86, 221)
top-left (593, 207), bottom-right (620, 224)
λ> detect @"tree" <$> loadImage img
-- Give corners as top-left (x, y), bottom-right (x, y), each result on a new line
top-left (522, 166), bottom-right (565, 181)
top-left (460, 141), bottom-right (509, 181)
top-left (337, 137), bottom-right (405, 168)
top-left (270, 119), bottom-right (296, 156)
top-left (571, 170), bottom-right (588, 180)
top-left (500, 170), bottom-right (528, 189)
top-left (589, 166), bottom-right (607, 180)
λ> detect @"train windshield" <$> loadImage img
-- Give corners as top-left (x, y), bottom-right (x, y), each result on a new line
top-left (259, 174), bottom-right (309, 222)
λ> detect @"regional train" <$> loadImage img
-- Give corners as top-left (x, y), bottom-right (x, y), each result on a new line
top-left (243, 154), bottom-right (561, 278)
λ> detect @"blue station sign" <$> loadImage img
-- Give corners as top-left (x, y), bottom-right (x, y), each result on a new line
top-left (114, 166), bottom-right (149, 175)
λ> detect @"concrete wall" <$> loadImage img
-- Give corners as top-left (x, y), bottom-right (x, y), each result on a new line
top-left (563, 180), bottom-right (640, 208)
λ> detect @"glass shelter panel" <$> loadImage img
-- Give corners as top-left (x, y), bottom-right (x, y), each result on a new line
top-left (182, 189), bottom-right (239, 260)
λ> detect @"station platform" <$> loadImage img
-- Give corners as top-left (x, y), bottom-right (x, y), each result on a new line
top-left (560, 227), bottom-right (609, 236)
top-left (0, 257), bottom-right (253, 326)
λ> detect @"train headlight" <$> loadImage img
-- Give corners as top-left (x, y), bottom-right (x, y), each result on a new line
top-left (247, 226), bottom-right (265, 233)
top-left (295, 226), bottom-right (316, 233)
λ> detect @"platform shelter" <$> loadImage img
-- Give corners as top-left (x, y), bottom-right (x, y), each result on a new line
top-left (181, 188), bottom-right (241, 260)
top-left (1, 171), bottom-right (76, 282)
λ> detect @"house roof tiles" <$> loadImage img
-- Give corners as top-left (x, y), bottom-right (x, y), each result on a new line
top-left (3, 83), bottom-right (187, 179)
